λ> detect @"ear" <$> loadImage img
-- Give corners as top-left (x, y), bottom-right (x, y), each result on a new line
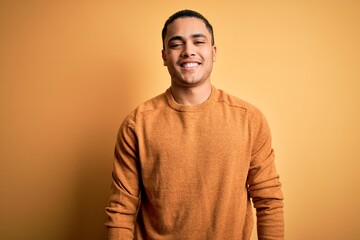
top-left (162, 49), bottom-right (167, 66)
top-left (212, 45), bottom-right (217, 62)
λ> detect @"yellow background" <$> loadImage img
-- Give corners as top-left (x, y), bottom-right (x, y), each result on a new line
top-left (1, 1), bottom-right (359, 239)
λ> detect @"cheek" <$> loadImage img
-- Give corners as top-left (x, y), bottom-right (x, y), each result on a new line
top-left (203, 48), bottom-right (215, 59)
top-left (205, 53), bottom-right (215, 64)
top-left (165, 53), bottom-right (178, 64)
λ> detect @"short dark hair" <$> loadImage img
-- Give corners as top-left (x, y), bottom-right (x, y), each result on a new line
top-left (162, 9), bottom-right (215, 49)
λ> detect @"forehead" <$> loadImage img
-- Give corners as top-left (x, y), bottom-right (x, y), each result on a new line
top-left (165, 17), bottom-right (210, 40)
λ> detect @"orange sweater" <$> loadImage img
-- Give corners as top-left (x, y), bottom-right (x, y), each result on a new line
top-left (105, 86), bottom-right (284, 240)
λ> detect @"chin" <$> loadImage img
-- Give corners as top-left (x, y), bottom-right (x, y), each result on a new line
top-left (172, 74), bottom-right (207, 87)
top-left (181, 78), bottom-right (201, 84)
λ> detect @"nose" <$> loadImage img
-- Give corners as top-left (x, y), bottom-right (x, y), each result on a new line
top-left (181, 43), bottom-right (195, 58)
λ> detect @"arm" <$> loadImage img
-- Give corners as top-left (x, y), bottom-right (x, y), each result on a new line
top-left (247, 111), bottom-right (284, 240)
top-left (105, 116), bottom-right (141, 240)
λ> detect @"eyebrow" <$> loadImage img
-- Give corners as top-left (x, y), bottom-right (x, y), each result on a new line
top-left (168, 33), bottom-right (208, 44)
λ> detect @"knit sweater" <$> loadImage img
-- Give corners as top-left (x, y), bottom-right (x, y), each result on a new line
top-left (105, 86), bottom-right (284, 240)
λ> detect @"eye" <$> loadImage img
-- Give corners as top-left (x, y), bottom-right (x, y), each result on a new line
top-left (194, 39), bottom-right (205, 45)
top-left (169, 41), bottom-right (183, 49)
top-left (170, 44), bottom-right (181, 48)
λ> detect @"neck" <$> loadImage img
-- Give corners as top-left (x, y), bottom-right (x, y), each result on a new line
top-left (170, 81), bottom-right (212, 106)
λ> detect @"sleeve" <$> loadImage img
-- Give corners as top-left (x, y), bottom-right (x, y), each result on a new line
top-left (105, 116), bottom-right (141, 240)
top-left (247, 110), bottom-right (284, 240)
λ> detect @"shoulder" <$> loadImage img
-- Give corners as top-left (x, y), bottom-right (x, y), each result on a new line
top-left (213, 87), bottom-right (270, 133)
top-left (214, 87), bottom-right (263, 117)
top-left (135, 91), bottom-right (168, 114)
top-left (122, 90), bottom-right (168, 126)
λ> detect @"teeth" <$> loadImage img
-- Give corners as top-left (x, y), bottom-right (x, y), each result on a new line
top-left (183, 62), bottom-right (198, 68)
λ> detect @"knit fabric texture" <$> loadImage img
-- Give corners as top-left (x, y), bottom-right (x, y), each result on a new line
top-left (105, 86), bottom-right (284, 240)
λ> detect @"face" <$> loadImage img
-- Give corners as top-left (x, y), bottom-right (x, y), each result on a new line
top-left (162, 17), bottom-right (217, 88)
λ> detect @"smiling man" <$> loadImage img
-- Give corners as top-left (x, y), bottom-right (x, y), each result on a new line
top-left (161, 16), bottom-right (216, 105)
top-left (105, 10), bottom-right (284, 240)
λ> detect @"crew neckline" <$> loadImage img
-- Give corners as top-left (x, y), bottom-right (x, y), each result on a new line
top-left (166, 85), bottom-right (216, 112)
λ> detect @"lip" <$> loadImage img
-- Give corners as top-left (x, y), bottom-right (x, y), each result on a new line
top-left (178, 59), bottom-right (202, 69)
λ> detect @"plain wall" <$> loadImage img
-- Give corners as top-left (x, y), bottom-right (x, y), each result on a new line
top-left (1, 1), bottom-right (359, 239)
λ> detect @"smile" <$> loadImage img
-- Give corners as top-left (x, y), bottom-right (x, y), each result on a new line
top-left (180, 62), bottom-right (200, 68)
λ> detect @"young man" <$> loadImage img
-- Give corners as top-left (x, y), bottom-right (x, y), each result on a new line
top-left (105, 9), bottom-right (284, 240)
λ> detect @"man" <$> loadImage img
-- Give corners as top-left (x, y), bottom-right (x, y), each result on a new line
top-left (105, 9), bottom-right (284, 240)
